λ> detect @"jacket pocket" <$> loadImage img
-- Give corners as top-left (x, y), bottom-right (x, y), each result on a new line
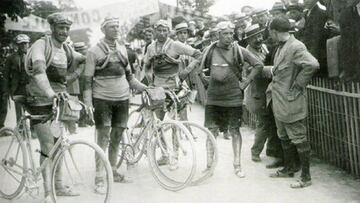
top-left (286, 87), bottom-right (302, 101)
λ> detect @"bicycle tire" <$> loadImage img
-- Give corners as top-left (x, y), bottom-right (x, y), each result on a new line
top-left (0, 127), bottom-right (28, 199)
top-left (147, 120), bottom-right (196, 191)
top-left (181, 121), bottom-right (218, 186)
top-left (50, 139), bottom-right (113, 203)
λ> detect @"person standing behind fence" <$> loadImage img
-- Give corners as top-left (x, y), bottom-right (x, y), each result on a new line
top-left (268, 17), bottom-right (319, 188)
top-left (194, 21), bottom-right (263, 177)
top-left (338, 0), bottom-right (360, 82)
top-left (301, 0), bottom-right (329, 77)
top-left (242, 24), bottom-right (284, 169)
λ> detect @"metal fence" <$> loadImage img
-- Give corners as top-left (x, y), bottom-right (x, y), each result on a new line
top-left (244, 77), bottom-right (360, 177)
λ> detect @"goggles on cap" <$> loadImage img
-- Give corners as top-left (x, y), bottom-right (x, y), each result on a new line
top-left (154, 20), bottom-right (170, 29)
top-left (216, 21), bottom-right (235, 31)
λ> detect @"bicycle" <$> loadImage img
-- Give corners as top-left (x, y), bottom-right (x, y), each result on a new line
top-left (116, 89), bottom-right (197, 191)
top-left (118, 84), bottom-right (218, 187)
top-left (157, 84), bottom-right (218, 186)
top-left (0, 96), bottom-right (113, 203)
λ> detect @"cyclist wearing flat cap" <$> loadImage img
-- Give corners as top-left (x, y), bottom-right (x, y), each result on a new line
top-left (25, 13), bottom-right (85, 202)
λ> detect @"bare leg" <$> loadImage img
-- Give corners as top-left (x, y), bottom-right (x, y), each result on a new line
top-left (206, 128), bottom-right (219, 169)
top-left (230, 127), bottom-right (245, 178)
top-left (95, 127), bottom-right (111, 183)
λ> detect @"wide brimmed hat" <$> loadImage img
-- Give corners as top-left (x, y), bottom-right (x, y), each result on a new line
top-left (287, 3), bottom-right (304, 11)
top-left (14, 34), bottom-right (30, 44)
top-left (251, 8), bottom-right (269, 17)
top-left (243, 24), bottom-right (265, 40)
top-left (270, 2), bottom-right (287, 13)
top-left (47, 13), bottom-right (72, 26)
top-left (174, 22), bottom-right (189, 33)
top-left (234, 13), bottom-right (251, 23)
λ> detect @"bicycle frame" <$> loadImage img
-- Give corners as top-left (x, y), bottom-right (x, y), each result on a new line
top-left (129, 102), bottom-right (193, 162)
top-left (1, 112), bottom-right (71, 195)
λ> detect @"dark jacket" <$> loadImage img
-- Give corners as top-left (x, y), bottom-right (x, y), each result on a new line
top-left (301, 4), bottom-right (329, 77)
top-left (4, 52), bottom-right (28, 96)
top-left (338, 2), bottom-right (360, 81)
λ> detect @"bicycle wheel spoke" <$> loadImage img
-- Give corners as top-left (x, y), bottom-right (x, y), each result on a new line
top-left (51, 140), bottom-right (112, 203)
top-left (0, 128), bottom-right (27, 199)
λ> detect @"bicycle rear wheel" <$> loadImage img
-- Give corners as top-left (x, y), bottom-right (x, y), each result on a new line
top-left (147, 120), bottom-right (196, 191)
top-left (181, 121), bottom-right (218, 185)
top-left (0, 127), bottom-right (28, 199)
top-left (51, 139), bottom-right (113, 203)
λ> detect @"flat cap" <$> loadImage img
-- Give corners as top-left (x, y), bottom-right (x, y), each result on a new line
top-left (269, 17), bottom-right (291, 32)
top-left (47, 13), bottom-right (72, 26)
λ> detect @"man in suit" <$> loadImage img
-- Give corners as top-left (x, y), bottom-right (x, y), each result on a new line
top-left (243, 24), bottom-right (284, 168)
top-left (268, 17), bottom-right (319, 188)
top-left (338, 0), bottom-right (360, 82)
top-left (4, 34), bottom-right (30, 123)
top-left (301, 0), bottom-right (329, 76)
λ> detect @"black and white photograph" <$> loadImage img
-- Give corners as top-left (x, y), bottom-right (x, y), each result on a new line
top-left (0, 0), bottom-right (359, 202)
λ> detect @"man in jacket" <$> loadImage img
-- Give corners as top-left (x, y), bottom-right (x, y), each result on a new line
top-left (301, 0), bottom-right (329, 76)
top-left (268, 17), bottom-right (319, 188)
top-left (4, 34), bottom-right (30, 122)
top-left (242, 24), bottom-right (284, 168)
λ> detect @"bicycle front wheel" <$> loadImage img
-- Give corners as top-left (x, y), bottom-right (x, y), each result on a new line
top-left (0, 127), bottom-right (28, 199)
top-left (147, 120), bottom-right (196, 191)
top-left (51, 139), bottom-right (113, 203)
top-left (181, 121), bottom-right (218, 186)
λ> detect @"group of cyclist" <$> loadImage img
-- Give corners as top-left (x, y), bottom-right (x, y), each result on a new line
top-left (2, 11), bottom-right (273, 202)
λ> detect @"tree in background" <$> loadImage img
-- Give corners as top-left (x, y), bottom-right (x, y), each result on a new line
top-left (178, 0), bottom-right (215, 15)
top-left (30, 0), bottom-right (61, 19)
top-left (0, 0), bottom-right (30, 47)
